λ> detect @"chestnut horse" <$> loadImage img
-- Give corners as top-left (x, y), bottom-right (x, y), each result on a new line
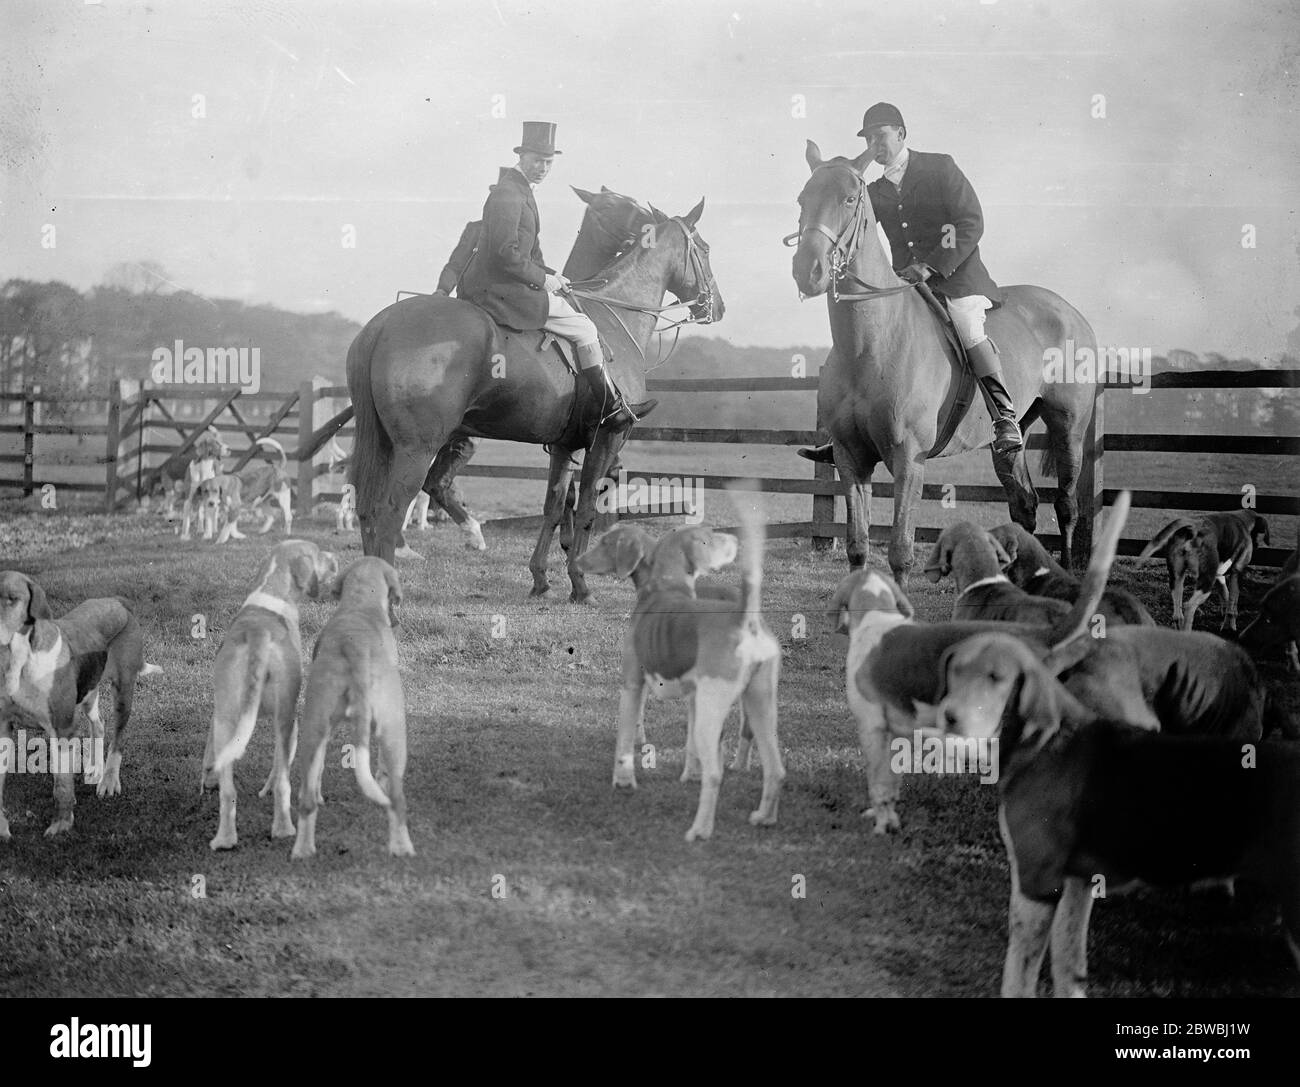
top-left (791, 142), bottom-right (1098, 581)
top-left (348, 199), bottom-right (722, 601)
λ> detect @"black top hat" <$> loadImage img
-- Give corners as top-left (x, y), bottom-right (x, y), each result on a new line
top-left (514, 121), bottom-right (562, 156)
top-left (857, 102), bottom-right (905, 136)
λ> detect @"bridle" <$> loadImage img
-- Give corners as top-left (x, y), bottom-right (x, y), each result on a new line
top-left (567, 217), bottom-right (718, 367)
top-left (783, 164), bottom-right (918, 303)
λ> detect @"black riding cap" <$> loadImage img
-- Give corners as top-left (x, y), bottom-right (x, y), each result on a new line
top-left (857, 102), bottom-right (905, 135)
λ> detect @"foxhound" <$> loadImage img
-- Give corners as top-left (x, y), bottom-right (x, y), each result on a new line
top-left (923, 522), bottom-right (1073, 624)
top-left (1140, 510), bottom-right (1270, 631)
top-left (0, 572), bottom-right (160, 838)
top-left (291, 558), bottom-right (414, 859)
top-left (196, 438), bottom-right (294, 544)
top-left (988, 522), bottom-right (1155, 626)
top-left (164, 427), bottom-right (230, 540)
top-left (1238, 546), bottom-right (1300, 674)
top-left (591, 494), bottom-right (784, 842)
top-left (577, 522), bottom-right (755, 775)
top-left (835, 492), bottom-right (1267, 831)
top-left (202, 540), bottom-right (340, 850)
top-left (936, 631), bottom-right (1300, 997)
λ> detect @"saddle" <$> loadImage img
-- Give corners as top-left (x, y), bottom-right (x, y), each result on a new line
top-left (915, 282), bottom-right (979, 458)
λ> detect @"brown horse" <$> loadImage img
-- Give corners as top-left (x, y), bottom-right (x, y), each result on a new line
top-left (401, 185), bottom-right (659, 552)
top-left (791, 142), bottom-right (1098, 581)
top-left (348, 199), bottom-right (722, 601)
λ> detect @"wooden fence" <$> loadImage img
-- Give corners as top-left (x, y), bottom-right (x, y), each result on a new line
top-left (1, 364), bottom-right (1296, 566)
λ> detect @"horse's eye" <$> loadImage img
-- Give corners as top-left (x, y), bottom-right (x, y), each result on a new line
top-left (845, 194), bottom-right (857, 205)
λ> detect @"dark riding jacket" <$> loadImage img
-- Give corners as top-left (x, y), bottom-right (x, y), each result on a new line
top-left (436, 220), bottom-right (481, 295)
top-left (868, 150), bottom-right (1001, 304)
top-left (459, 168), bottom-right (555, 330)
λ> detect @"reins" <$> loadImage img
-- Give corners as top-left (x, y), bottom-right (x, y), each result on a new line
top-left (784, 167), bottom-right (920, 303)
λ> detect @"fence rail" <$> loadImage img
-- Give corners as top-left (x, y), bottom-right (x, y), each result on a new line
top-left (0, 363), bottom-right (1295, 566)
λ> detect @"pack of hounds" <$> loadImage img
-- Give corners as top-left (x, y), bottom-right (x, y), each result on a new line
top-left (1, 482), bottom-right (1298, 998)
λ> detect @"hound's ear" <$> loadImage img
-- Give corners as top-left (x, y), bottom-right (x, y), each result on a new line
top-left (329, 567), bottom-right (349, 601)
top-left (924, 537), bottom-right (952, 582)
top-left (1014, 654), bottom-right (1063, 744)
top-left (683, 197), bottom-right (704, 229)
top-left (993, 531), bottom-right (1019, 565)
top-left (935, 644), bottom-right (960, 701)
top-left (1254, 516), bottom-right (1271, 546)
top-left (648, 203), bottom-right (670, 225)
top-left (384, 563), bottom-right (403, 628)
top-left (29, 617), bottom-right (61, 654)
top-left (988, 533), bottom-right (1014, 569)
top-left (572, 186), bottom-right (596, 204)
top-left (805, 139), bottom-right (823, 171)
top-left (22, 575), bottom-right (52, 622)
top-left (611, 532), bottom-right (649, 579)
top-left (827, 573), bottom-right (860, 634)
top-left (850, 148), bottom-right (874, 174)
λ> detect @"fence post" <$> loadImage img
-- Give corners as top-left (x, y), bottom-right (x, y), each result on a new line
top-left (1074, 384), bottom-right (1105, 567)
top-left (22, 388), bottom-right (35, 497)
top-left (104, 382), bottom-right (122, 511)
top-left (297, 380), bottom-right (315, 519)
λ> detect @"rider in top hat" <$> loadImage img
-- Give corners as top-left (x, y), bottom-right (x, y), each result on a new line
top-left (802, 102), bottom-right (1023, 459)
top-left (457, 121), bottom-right (655, 430)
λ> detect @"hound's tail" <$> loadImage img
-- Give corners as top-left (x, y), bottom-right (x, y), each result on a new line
top-left (340, 651), bottom-right (391, 807)
top-left (724, 479), bottom-right (766, 623)
top-left (210, 632), bottom-right (274, 773)
top-left (254, 436), bottom-right (287, 469)
top-left (1048, 489), bottom-right (1131, 649)
top-left (1138, 517), bottom-right (1195, 559)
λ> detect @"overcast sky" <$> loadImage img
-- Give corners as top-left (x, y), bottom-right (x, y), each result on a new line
top-left (3, 0), bottom-right (1298, 360)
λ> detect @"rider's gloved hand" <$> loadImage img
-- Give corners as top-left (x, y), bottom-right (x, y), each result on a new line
top-left (543, 273), bottom-right (571, 294)
top-left (899, 263), bottom-right (933, 284)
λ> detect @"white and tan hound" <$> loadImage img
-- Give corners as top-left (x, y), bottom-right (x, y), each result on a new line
top-left (936, 631), bottom-right (1300, 997)
top-left (201, 540), bottom-right (340, 850)
top-left (0, 571), bottom-right (160, 838)
top-left (291, 558), bottom-right (414, 859)
top-left (1139, 510), bottom-right (1270, 631)
top-left (584, 494), bottom-right (784, 842)
top-left (923, 522), bottom-right (1072, 624)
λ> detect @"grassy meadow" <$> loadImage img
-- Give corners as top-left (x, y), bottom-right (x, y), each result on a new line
top-left (0, 495), bottom-right (1296, 998)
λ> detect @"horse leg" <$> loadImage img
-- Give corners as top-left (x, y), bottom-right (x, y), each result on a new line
top-left (383, 447), bottom-right (436, 565)
top-left (888, 440), bottom-right (926, 586)
top-left (991, 448), bottom-right (1039, 534)
top-left (568, 431), bottom-right (627, 603)
top-left (426, 435), bottom-right (486, 550)
top-left (528, 447), bottom-right (577, 598)
top-left (833, 444), bottom-right (876, 571)
top-left (1040, 404), bottom-right (1089, 572)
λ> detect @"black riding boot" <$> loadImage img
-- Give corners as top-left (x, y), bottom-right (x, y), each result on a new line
top-left (967, 339), bottom-right (1023, 454)
top-left (797, 443), bottom-right (836, 463)
top-left (577, 344), bottom-right (657, 429)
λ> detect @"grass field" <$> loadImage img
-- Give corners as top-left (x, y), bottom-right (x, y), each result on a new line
top-left (0, 502), bottom-right (1297, 999)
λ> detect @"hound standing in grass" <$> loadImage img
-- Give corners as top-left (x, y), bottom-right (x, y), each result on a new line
top-left (203, 540), bottom-right (340, 851)
top-left (291, 557), bottom-right (414, 859)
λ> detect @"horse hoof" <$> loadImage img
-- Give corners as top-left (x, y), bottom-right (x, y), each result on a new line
top-left (569, 592), bottom-right (592, 605)
top-left (529, 584), bottom-right (550, 598)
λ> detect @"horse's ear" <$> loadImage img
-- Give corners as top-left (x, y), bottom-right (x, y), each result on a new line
top-left (648, 204), bottom-right (669, 225)
top-left (850, 148), bottom-right (874, 174)
top-left (805, 139), bottom-right (823, 171)
top-left (683, 198), bottom-right (705, 228)
top-left (572, 186), bottom-right (596, 204)
top-left (600, 185), bottom-right (611, 192)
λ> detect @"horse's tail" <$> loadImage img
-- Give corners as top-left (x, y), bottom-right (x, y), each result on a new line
top-left (1038, 441), bottom-right (1057, 479)
top-left (346, 320), bottom-right (391, 516)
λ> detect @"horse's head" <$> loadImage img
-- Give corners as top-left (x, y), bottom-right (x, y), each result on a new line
top-left (789, 140), bottom-right (877, 298)
top-left (573, 186), bottom-right (656, 251)
top-left (647, 197), bottom-right (725, 324)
